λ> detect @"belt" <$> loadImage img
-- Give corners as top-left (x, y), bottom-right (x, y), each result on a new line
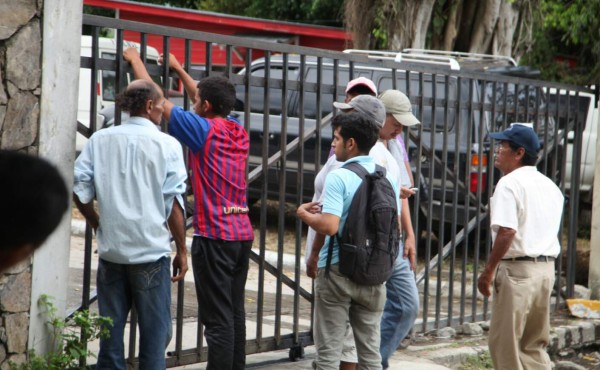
top-left (503, 256), bottom-right (555, 262)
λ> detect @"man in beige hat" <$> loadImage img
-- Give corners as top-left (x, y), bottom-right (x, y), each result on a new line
top-left (377, 89), bottom-right (420, 370)
top-left (379, 89), bottom-right (420, 187)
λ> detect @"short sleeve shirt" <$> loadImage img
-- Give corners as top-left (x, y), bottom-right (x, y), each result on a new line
top-left (318, 156), bottom-right (400, 268)
top-left (490, 166), bottom-right (564, 258)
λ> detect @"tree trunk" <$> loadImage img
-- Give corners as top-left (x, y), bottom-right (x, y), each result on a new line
top-left (387, 0), bottom-right (435, 50)
top-left (468, 0), bottom-right (502, 54)
top-left (492, 0), bottom-right (519, 57)
top-left (510, 0), bottom-right (538, 60)
top-left (343, 0), bottom-right (378, 49)
top-left (441, 0), bottom-right (463, 51)
top-left (454, 0), bottom-right (478, 52)
top-left (343, 0), bottom-right (535, 59)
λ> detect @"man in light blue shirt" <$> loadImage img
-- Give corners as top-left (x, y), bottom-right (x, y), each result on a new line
top-left (73, 79), bottom-right (188, 370)
top-left (298, 112), bottom-right (399, 370)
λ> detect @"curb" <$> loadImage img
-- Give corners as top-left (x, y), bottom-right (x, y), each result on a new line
top-left (549, 320), bottom-right (600, 353)
top-left (411, 320), bottom-right (600, 369)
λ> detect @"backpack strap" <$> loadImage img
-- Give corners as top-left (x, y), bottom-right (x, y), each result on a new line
top-left (343, 161), bottom-right (387, 179)
top-left (342, 161), bottom-right (369, 180)
top-left (325, 234), bottom-right (334, 279)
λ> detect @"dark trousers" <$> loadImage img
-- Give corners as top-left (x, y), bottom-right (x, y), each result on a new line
top-left (191, 236), bottom-right (253, 370)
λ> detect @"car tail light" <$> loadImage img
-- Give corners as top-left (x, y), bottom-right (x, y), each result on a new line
top-left (469, 154), bottom-right (488, 193)
top-left (97, 82), bottom-right (101, 97)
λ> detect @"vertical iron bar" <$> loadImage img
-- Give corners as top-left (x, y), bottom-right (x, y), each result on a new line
top-left (274, 53), bottom-right (290, 345)
top-left (256, 51), bottom-right (271, 350)
top-left (293, 53), bottom-right (307, 348)
top-left (444, 75), bottom-right (455, 327)
top-left (433, 73), bottom-right (444, 330)
top-left (422, 72), bottom-right (432, 332)
top-left (115, 29), bottom-right (125, 126)
top-left (465, 79), bottom-right (476, 322)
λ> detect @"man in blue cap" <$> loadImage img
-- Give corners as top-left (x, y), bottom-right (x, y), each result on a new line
top-left (477, 123), bottom-right (563, 370)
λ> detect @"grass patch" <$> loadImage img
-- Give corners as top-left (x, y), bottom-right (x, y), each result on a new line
top-left (460, 351), bottom-right (493, 369)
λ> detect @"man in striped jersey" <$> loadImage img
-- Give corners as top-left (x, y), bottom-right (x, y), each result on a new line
top-left (125, 48), bottom-right (254, 370)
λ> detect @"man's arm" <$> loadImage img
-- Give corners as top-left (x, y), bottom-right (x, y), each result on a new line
top-left (400, 198), bottom-right (416, 271)
top-left (72, 194), bottom-right (99, 232)
top-left (477, 226), bottom-right (516, 297)
top-left (123, 47), bottom-right (177, 120)
top-left (404, 160), bottom-right (414, 187)
top-left (123, 47), bottom-right (153, 82)
top-left (168, 200), bottom-right (188, 282)
top-left (161, 53), bottom-right (198, 104)
top-left (297, 201), bottom-right (340, 236)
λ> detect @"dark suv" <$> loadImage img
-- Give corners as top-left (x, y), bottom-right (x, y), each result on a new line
top-left (233, 55), bottom-right (494, 230)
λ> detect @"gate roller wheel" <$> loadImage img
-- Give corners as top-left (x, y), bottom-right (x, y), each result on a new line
top-left (288, 344), bottom-right (304, 362)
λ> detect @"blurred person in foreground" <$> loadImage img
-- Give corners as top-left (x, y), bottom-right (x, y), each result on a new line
top-left (73, 79), bottom-right (188, 370)
top-left (0, 150), bottom-right (69, 273)
top-left (477, 123), bottom-right (563, 370)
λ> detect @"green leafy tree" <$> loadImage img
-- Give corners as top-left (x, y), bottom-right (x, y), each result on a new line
top-left (130, 0), bottom-right (200, 8)
top-left (198, 0), bottom-right (342, 26)
top-left (84, 0), bottom-right (599, 84)
top-left (522, 0), bottom-right (600, 84)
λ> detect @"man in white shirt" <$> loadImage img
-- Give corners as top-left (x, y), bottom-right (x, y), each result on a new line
top-left (376, 90), bottom-right (420, 369)
top-left (477, 123), bottom-right (564, 370)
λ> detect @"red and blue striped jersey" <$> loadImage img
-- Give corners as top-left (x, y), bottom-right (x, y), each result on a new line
top-left (169, 107), bottom-right (254, 241)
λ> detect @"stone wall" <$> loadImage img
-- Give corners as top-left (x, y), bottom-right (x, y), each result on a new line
top-left (0, 0), bottom-right (43, 368)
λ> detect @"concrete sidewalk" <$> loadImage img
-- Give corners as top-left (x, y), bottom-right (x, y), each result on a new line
top-left (170, 317), bottom-right (600, 370)
top-left (69, 220), bottom-right (600, 369)
top-left (170, 343), bottom-right (459, 370)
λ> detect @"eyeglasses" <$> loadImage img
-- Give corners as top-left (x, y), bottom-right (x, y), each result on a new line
top-left (494, 142), bottom-right (513, 153)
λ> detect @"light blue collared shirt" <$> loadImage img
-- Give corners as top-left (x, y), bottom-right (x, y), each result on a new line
top-left (74, 116), bottom-right (187, 264)
top-left (318, 155), bottom-right (400, 268)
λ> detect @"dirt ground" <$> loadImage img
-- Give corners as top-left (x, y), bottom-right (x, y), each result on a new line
top-left (551, 343), bottom-right (600, 369)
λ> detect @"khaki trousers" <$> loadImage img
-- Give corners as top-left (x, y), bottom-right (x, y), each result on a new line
top-left (489, 260), bottom-right (555, 370)
top-left (314, 265), bottom-right (386, 370)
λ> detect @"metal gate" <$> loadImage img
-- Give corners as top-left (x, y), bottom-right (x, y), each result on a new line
top-left (73, 13), bottom-right (595, 367)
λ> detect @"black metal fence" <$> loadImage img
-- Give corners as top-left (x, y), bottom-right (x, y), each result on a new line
top-left (74, 13), bottom-right (595, 367)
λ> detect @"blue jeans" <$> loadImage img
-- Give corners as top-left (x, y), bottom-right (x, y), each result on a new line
top-left (379, 242), bottom-right (419, 369)
top-left (96, 257), bottom-right (172, 370)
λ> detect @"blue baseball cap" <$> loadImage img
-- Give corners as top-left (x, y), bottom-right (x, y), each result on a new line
top-left (489, 123), bottom-right (540, 156)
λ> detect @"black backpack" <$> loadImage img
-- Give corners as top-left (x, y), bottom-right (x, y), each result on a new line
top-left (326, 162), bottom-right (400, 285)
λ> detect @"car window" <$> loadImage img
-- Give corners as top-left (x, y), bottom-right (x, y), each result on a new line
top-left (238, 65), bottom-right (300, 115)
top-left (302, 67), bottom-right (371, 118)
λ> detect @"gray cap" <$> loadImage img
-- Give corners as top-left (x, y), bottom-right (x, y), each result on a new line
top-left (333, 95), bottom-right (386, 127)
